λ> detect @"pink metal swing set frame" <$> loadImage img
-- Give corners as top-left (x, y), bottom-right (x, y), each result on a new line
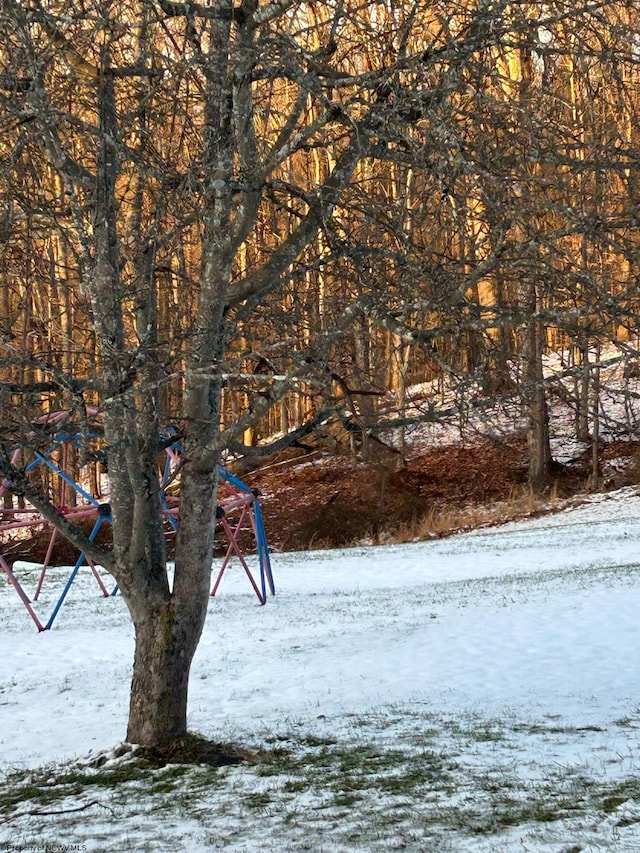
top-left (0, 412), bottom-right (275, 630)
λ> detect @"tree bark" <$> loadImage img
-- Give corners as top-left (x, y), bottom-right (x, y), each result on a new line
top-left (127, 603), bottom-right (191, 744)
top-left (521, 283), bottom-right (552, 493)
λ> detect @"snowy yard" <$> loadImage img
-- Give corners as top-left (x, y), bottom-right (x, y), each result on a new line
top-left (2, 488), bottom-right (640, 851)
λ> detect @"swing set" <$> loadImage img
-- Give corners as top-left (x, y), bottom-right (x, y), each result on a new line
top-left (0, 411), bottom-right (275, 631)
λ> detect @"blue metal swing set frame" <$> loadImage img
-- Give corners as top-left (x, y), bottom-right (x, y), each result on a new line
top-left (0, 422), bottom-right (275, 631)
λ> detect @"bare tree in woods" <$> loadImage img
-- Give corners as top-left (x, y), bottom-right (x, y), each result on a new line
top-left (2, 0), bottom-right (640, 748)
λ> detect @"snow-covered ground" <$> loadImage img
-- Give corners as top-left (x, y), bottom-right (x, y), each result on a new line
top-left (2, 487), bottom-right (640, 851)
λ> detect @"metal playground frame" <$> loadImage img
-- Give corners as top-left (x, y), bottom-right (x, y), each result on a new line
top-left (0, 412), bottom-right (275, 631)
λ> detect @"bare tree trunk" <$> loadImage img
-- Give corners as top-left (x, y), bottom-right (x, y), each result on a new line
top-left (127, 603), bottom-right (190, 744)
top-left (576, 338), bottom-right (591, 441)
top-left (521, 281), bottom-right (552, 493)
top-left (124, 4), bottom-right (241, 745)
top-left (393, 337), bottom-right (410, 468)
top-left (590, 343), bottom-right (601, 491)
top-left (126, 465), bottom-right (217, 744)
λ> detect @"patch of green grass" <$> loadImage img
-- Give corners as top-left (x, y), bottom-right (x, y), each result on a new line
top-left (470, 725), bottom-right (507, 743)
top-left (376, 757), bottom-right (449, 795)
top-left (331, 790), bottom-right (363, 808)
top-left (337, 744), bottom-right (386, 774)
top-left (253, 732), bottom-right (456, 807)
top-left (455, 798), bottom-right (575, 836)
top-left (0, 757), bottom-right (214, 822)
top-left (451, 770), bottom-right (640, 838)
top-left (613, 716), bottom-right (639, 728)
top-left (4, 712), bottom-right (640, 850)
top-left (244, 791), bottom-right (273, 810)
top-left (497, 802), bottom-right (570, 827)
top-left (0, 777), bottom-right (62, 812)
top-left (441, 715), bottom-right (507, 744)
top-left (0, 763), bottom-right (153, 814)
top-left (302, 733), bottom-right (338, 747)
top-left (601, 777), bottom-right (640, 813)
top-left (148, 765), bottom-right (191, 794)
top-left (404, 728), bottom-right (441, 747)
top-left (282, 778), bottom-right (309, 793)
top-left (512, 722), bottom-right (605, 736)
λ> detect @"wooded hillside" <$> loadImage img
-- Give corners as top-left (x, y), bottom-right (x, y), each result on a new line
top-left (2, 1), bottom-right (640, 493)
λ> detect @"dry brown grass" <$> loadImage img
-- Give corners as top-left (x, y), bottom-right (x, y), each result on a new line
top-left (389, 483), bottom-right (564, 544)
top-left (249, 434), bottom-right (587, 550)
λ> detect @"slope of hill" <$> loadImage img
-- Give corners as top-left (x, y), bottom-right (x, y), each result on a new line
top-left (243, 432), bottom-right (640, 552)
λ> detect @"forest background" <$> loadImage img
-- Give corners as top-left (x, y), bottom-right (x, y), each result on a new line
top-left (3, 1), bottom-right (640, 489)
